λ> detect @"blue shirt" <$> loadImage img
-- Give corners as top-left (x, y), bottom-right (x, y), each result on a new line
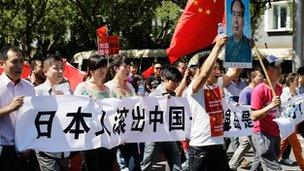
top-left (238, 86), bottom-right (253, 105)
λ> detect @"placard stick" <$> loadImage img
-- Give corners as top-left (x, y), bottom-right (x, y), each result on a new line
top-left (253, 45), bottom-right (276, 97)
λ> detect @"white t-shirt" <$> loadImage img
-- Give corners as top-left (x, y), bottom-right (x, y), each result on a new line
top-left (280, 86), bottom-right (299, 102)
top-left (188, 77), bottom-right (224, 146)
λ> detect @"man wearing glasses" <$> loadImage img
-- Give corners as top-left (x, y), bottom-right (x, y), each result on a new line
top-left (146, 62), bottom-right (162, 93)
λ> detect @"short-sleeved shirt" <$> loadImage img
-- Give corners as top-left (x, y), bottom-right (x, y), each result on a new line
top-left (224, 80), bottom-right (247, 102)
top-left (251, 83), bottom-right (282, 136)
top-left (0, 73), bottom-right (35, 145)
top-left (74, 82), bottom-right (110, 99)
top-left (238, 86), bottom-right (253, 105)
top-left (35, 79), bottom-right (73, 96)
top-left (188, 77), bottom-right (224, 146)
top-left (149, 83), bottom-right (176, 97)
top-left (105, 80), bottom-right (135, 98)
top-left (34, 79), bottom-right (72, 158)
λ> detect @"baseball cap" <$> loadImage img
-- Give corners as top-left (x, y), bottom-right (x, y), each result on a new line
top-left (263, 55), bottom-right (282, 67)
top-left (187, 55), bottom-right (199, 68)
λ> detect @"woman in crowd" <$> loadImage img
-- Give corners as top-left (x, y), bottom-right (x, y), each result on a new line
top-left (104, 54), bottom-right (141, 171)
top-left (74, 55), bottom-right (115, 171)
top-left (279, 73), bottom-right (304, 170)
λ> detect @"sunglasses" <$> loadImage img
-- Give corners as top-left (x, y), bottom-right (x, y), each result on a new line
top-left (155, 67), bottom-right (162, 70)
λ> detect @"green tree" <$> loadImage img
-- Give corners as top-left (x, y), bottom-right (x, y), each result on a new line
top-left (0, 0), bottom-right (74, 58)
top-left (0, 0), bottom-right (270, 59)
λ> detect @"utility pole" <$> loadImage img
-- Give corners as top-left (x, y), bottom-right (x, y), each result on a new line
top-left (293, 0), bottom-right (303, 71)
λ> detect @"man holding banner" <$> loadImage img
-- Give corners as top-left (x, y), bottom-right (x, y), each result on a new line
top-left (251, 55), bottom-right (283, 171)
top-left (187, 35), bottom-right (241, 171)
top-left (0, 46), bottom-right (35, 171)
top-left (34, 54), bottom-right (73, 171)
top-left (141, 67), bottom-right (183, 171)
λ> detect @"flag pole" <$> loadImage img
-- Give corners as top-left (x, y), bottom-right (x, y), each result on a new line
top-left (253, 45), bottom-right (276, 97)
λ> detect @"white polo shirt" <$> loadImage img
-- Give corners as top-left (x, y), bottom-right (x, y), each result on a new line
top-left (0, 73), bottom-right (35, 145)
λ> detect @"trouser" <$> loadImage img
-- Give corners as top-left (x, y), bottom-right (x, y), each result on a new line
top-left (0, 145), bottom-right (31, 171)
top-left (180, 140), bottom-right (189, 171)
top-left (119, 143), bottom-right (142, 171)
top-left (278, 131), bottom-right (304, 170)
top-left (36, 152), bottom-right (69, 171)
top-left (297, 121), bottom-right (304, 138)
top-left (85, 147), bottom-right (117, 171)
top-left (229, 136), bottom-right (252, 168)
top-left (251, 132), bottom-right (283, 171)
top-left (189, 145), bottom-right (230, 171)
top-left (281, 143), bottom-right (291, 160)
top-left (229, 136), bottom-right (262, 170)
top-left (141, 141), bottom-right (182, 171)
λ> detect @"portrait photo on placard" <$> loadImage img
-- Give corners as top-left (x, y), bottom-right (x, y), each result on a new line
top-left (224, 0), bottom-right (252, 68)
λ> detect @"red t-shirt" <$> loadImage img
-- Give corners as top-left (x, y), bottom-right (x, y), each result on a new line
top-left (251, 83), bottom-right (282, 136)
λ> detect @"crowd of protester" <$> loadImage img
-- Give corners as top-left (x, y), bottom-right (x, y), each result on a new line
top-left (1, 34), bottom-right (304, 171)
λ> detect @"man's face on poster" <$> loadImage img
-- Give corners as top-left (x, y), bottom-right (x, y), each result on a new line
top-left (232, 0), bottom-right (244, 38)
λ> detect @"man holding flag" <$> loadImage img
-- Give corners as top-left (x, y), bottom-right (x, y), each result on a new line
top-left (186, 35), bottom-right (241, 170)
top-left (166, 1), bottom-right (241, 169)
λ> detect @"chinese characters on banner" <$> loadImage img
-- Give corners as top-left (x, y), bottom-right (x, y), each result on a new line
top-left (16, 96), bottom-right (191, 152)
top-left (15, 94), bottom-right (304, 152)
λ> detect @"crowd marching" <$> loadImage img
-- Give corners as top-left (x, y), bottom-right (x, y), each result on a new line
top-left (0, 34), bottom-right (304, 171)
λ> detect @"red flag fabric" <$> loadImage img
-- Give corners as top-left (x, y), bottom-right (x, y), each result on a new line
top-left (0, 65), bottom-right (30, 78)
top-left (142, 66), bottom-right (154, 79)
top-left (96, 26), bottom-right (108, 38)
top-left (21, 64), bottom-right (31, 79)
top-left (166, 0), bottom-right (225, 63)
top-left (0, 67), bottom-right (3, 75)
top-left (64, 62), bottom-right (86, 91)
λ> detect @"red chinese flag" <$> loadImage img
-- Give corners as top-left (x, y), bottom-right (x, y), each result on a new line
top-left (64, 62), bottom-right (86, 91)
top-left (21, 64), bottom-right (31, 79)
top-left (142, 66), bottom-right (154, 79)
top-left (96, 26), bottom-right (108, 38)
top-left (167, 0), bottom-right (225, 63)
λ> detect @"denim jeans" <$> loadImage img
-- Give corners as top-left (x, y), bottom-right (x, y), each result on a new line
top-left (0, 146), bottom-right (31, 171)
top-left (118, 143), bottom-right (142, 171)
top-left (85, 147), bottom-right (116, 171)
top-left (141, 141), bottom-right (181, 171)
top-left (189, 145), bottom-right (230, 171)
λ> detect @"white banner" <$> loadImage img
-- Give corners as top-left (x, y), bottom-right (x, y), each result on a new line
top-left (15, 94), bottom-right (304, 152)
top-left (223, 94), bottom-right (304, 139)
top-left (223, 101), bottom-right (253, 137)
top-left (16, 96), bottom-right (191, 152)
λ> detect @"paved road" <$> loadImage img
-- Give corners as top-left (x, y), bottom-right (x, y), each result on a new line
top-left (152, 136), bottom-right (304, 171)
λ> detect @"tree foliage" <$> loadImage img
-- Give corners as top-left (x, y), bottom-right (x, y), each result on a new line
top-left (0, 0), bottom-right (269, 59)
